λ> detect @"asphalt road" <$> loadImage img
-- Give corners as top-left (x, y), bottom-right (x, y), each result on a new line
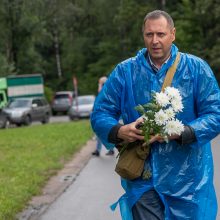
top-left (4, 115), bottom-right (71, 128)
top-left (49, 115), bottom-right (70, 123)
top-left (38, 143), bottom-right (123, 220)
top-left (36, 135), bottom-right (220, 220)
top-left (213, 135), bottom-right (220, 220)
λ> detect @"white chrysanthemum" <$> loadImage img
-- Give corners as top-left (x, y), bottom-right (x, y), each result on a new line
top-left (155, 92), bottom-right (170, 107)
top-left (154, 109), bottom-right (169, 126)
top-left (165, 107), bottom-right (175, 120)
top-left (165, 87), bottom-right (182, 101)
top-left (164, 119), bottom-right (184, 136)
top-left (172, 93), bottom-right (182, 104)
top-left (171, 99), bottom-right (184, 112)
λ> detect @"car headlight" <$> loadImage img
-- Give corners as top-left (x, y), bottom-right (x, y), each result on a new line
top-left (11, 110), bottom-right (25, 117)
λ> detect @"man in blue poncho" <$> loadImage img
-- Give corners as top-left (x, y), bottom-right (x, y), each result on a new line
top-left (91, 10), bottom-right (220, 220)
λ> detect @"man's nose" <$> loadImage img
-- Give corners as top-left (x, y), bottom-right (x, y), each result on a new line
top-left (152, 35), bottom-right (159, 44)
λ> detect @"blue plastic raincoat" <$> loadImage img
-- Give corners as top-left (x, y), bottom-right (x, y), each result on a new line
top-left (91, 44), bottom-right (220, 220)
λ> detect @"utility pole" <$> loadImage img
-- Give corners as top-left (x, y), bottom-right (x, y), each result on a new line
top-left (53, 17), bottom-right (62, 79)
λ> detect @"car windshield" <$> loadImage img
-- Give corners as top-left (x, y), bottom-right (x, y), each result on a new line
top-left (55, 94), bottom-right (71, 99)
top-left (8, 99), bottom-right (31, 108)
top-left (73, 97), bottom-right (94, 105)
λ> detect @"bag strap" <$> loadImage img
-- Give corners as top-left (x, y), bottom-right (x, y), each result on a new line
top-left (161, 52), bottom-right (180, 92)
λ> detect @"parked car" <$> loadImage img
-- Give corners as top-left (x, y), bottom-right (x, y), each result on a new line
top-left (51, 91), bottom-right (74, 115)
top-left (68, 95), bottom-right (96, 120)
top-left (2, 97), bottom-right (51, 126)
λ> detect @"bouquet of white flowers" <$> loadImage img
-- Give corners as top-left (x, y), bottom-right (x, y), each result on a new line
top-left (135, 86), bottom-right (184, 145)
top-left (115, 87), bottom-right (184, 180)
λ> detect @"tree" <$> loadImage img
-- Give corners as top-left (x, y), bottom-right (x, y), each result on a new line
top-left (173, 0), bottom-right (220, 83)
top-left (0, 0), bottom-right (219, 92)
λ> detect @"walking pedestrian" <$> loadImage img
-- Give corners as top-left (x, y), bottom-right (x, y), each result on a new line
top-left (92, 76), bottom-right (114, 157)
top-left (91, 10), bottom-right (220, 220)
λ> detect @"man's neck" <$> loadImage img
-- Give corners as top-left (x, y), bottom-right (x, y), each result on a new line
top-left (148, 53), bottom-right (171, 72)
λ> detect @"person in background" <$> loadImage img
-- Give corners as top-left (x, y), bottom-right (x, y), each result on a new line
top-left (92, 76), bottom-right (114, 157)
top-left (91, 10), bottom-right (220, 220)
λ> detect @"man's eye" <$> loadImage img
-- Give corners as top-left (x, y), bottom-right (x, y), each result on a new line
top-left (158, 33), bottom-right (165, 37)
top-left (146, 33), bottom-right (153, 37)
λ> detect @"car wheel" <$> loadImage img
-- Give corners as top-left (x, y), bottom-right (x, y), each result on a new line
top-left (0, 117), bottom-right (11, 129)
top-left (0, 118), bottom-right (6, 128)
top-left (24, 115), bottom-right (31, 126)
top-left (69, 115), bottom-right (79, 121)
top-left (69, 116), bottom-right (74, 121)
top-left (52, 110), bottom-right (57, 116)
top-left (42, 113), bottom-right (50, 124)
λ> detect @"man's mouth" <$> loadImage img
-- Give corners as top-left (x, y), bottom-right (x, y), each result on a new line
top-left (152, 48), bottom-right (161, 51)
top-left (152, 48), bottom-right (161, 53)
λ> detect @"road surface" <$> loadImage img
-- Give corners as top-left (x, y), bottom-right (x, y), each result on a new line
top-left (213, 135), bottom-right (220, 220)
top-left (37, 135), bottom-right (220, 220)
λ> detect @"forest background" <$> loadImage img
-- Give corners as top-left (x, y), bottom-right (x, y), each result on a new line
top-left (0, 0), bottom-right (219, 99)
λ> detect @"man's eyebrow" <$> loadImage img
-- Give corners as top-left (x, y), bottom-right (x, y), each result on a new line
top-left (145, 31), bottom-right (165, 34)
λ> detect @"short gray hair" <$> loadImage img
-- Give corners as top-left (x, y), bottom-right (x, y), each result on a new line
top-left (142, 10), bottom-right (174, 31)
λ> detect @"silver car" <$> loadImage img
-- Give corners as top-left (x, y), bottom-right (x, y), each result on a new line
top-left (68, 95), bottom-right (96, 120)
top-left (3, 97), bottom-right (51, 126)
top-left (51, 91), bottom-right (74, 115)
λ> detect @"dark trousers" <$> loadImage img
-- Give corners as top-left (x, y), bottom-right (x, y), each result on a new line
top-left (132, 189), bottom-right (165, 220)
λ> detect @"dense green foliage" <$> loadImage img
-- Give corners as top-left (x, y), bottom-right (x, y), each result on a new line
top-left (0, 121), bottom-right (93, 220)
top-left (0, 0), bottom-right (219, 95)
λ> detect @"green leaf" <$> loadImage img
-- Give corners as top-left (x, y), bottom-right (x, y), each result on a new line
top-left (135, 104), bottom-right (145, 115)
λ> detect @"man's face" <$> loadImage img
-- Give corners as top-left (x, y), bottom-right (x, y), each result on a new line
top-left (143, 16), bottom-right (175, 66)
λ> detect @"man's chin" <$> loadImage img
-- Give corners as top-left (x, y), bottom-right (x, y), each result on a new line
top-left (150, 54), bottom-right (163, 61)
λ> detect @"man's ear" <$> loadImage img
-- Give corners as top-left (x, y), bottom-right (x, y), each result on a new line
top-left (172, 28), bottom-right (176, 42)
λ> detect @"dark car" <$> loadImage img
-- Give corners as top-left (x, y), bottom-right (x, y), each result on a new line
top-left (68, 95), bottom-right (96, 120)
top-left (51, 91), bottom-right (74, 115)
top-left (2, 97), bottom-right (51, 126)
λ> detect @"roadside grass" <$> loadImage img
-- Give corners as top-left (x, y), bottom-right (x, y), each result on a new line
top-left (0, 120), bottom-right (93, 220)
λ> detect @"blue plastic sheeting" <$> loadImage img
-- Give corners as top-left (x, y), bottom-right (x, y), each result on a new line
top-left (91, 44), bottom-right (220, 219)
top-left (111, 194), bottom-right (133, 220)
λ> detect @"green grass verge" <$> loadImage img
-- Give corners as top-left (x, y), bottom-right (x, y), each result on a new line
top-left (0, 120), bottom-right (93, 220)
